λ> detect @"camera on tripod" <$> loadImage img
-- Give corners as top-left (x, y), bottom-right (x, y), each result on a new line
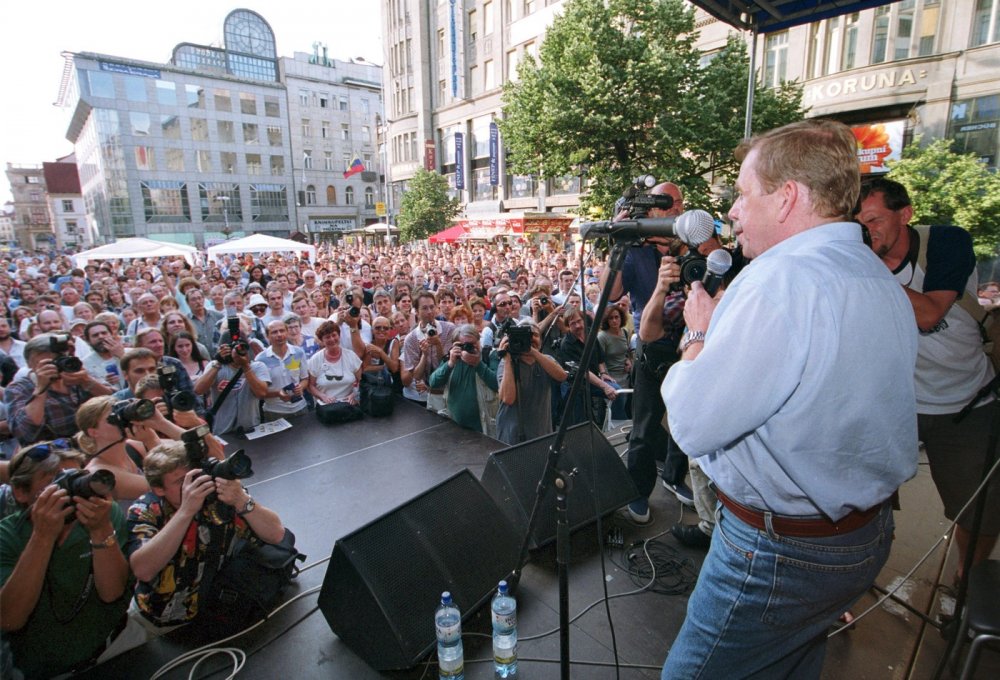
top-left (48, 334), bottom-right (83, 373)
top-left (616, 175), bottom-right (675, 219)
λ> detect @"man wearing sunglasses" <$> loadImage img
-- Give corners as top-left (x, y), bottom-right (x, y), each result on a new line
top-left (0, 441), bottom-right (134, 678)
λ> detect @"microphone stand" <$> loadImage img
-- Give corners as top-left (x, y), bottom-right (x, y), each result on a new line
top-left (505, 230), bottom-right (644, 680)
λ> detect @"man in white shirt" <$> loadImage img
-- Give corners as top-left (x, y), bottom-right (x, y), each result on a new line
top-left (257, 321), bottom-right (309, 420)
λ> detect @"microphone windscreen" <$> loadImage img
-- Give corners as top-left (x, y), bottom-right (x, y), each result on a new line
top-left (675, 210), bottom-right (716, 246)
top-left (705, 248), bottom-right (733, 276)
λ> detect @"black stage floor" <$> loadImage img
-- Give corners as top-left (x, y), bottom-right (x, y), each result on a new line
top-left (83, 402), bottom-right (696, 679)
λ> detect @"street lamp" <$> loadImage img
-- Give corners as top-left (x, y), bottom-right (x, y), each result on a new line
top-left (216, 195), bottom-right (231, 239)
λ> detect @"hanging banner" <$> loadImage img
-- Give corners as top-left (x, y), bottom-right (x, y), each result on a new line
top-left (489, 122), bottom-right (499, 186)
top-left (455, 133), bottom-right (465, 190)
top-left (424, 139), bottom-right (436, 171)
top-left (852, 120), bottom-right (906, 174)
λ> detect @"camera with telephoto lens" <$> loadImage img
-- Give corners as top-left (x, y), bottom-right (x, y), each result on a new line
top-left (108, 398), bottom-right (156, 428)
top-left (615, 175), bottom-right (675, 219)
top-left (216, 316), bottom-right (249, 364)
top-left (181, 424), bottom-right (211, 464)
top-left (157, 363), bottom-right (196, 412)
top-left (48, 334), bottom-right (83, 373)
top-left (495, 318), bottom-right (532, 358)
top-left (53, 468), bottom-right (116, 501)
top-left (344, 292), bottom-right (360, 318)
top-left (199, 449), bottom-right (254, 481)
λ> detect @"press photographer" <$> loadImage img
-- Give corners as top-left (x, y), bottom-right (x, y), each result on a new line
top-left (5, 334), bottom-right (114, 446)
top-left (496, 320), bottom-right (568, 445)
top-left (428, 325), bottom-right (499, 435)
top-left (0, 440), bottom-right (134, 678)
top-left (195, 326), bottom-right (271, 436)
top-left (127, 440), bottom-right (286, 628)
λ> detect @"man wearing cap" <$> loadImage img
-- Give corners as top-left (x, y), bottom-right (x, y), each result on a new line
top-left (660, 120), bottom-right (917, 678)
top-left (245, 293), bottom-right (271, 346)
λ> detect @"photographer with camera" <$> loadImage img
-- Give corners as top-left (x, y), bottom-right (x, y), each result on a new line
top-left (402, 291), bottom-right (456, 411)
top-left (195, 321), bottom-right (271, 436)
top-left (557, 307), bottom-right (619, 427)
top-left (5, 334), bottom-right (113, 446)
top-left (127, 440), bottom-right (285, 628)
top-left (134, 328), bottom-right (206, 420)
top-left (428, 325), bottom-right (499, 435)
top-left (0, 440), bottom-right (135, 678)
top-left (496, 319), bottom-right (568, 445)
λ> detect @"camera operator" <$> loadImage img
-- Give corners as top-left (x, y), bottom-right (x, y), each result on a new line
top-left (82, 320), bottom-right (126, 391)
top-left (428, 325), bottom-right (499, 435)
top-left (127, 440), bottom-right (285, 628)
top-left (557, 307), bottom-right (619, 427)
top-left (402, 291), bottom-right (456, 411)
top-left (0, 441), bottom-right (135, 678)
top-left (5, 334), bottom-right (113, 446)
top-left (333, 285), bottom-right (373, 355)
top-left (195, 328), bottom-right (271, 436)
top-left (496, 320), bottom-right (568, 445)
top-left (134, 328), bottom-right (206, 419)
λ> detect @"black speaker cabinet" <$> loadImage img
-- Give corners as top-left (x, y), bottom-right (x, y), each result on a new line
top-left (318, 469), bottom-right (520, 671)
top-left (480, 421), bottom-right (640, 549)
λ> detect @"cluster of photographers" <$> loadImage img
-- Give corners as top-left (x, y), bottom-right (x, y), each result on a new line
top-left (2, 121), bottom-right (1000, 676)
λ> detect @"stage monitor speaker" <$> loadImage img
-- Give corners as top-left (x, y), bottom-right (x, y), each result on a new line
top-left (318, 469), bottom-right (520, 671)
top-left (480, 421), bottom-right (640, 550)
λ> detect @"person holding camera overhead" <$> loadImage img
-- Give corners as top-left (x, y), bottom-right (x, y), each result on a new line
top-left (194, 320), bottom-right (271, 436)
top-left (0, 440), bottom-right (134, 678)
top-left (127, 440), bottom-right (285, 628)
top-left (496, 319), bottom-right (568, 445)
top-left (5, 334), bottom-right (114, 446)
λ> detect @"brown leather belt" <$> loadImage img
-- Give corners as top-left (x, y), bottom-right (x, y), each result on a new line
top-left (428, 388), bottom-right (445, 395)
top-left (716, 489), bottom-right (884, 538)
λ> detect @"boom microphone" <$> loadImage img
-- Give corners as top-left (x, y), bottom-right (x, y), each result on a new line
top-left (701, 248), bottom-right (733, 296)
top-left (580, 209), bottom-right (716, 246)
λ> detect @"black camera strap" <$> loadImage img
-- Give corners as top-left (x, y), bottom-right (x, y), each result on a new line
top-left (209, 367), bottom-right (245, 420)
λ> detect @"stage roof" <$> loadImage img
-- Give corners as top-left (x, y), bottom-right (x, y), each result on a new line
top-left (692, 0), bottom-right (893, 34)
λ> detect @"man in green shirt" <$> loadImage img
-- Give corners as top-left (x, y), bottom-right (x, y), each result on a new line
top-left (429, 325), bottom-right (499, 435)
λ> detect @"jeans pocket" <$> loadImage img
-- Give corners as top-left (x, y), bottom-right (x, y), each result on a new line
top-left (761, 551), bottom-right (876, 627)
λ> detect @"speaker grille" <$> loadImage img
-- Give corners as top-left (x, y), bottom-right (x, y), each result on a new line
top-left (481, 422), bottom-right (639, 549)
top-left (320, 470), bottom-right (520, 670)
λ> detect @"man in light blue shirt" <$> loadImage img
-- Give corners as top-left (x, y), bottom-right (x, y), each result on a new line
top-left (660, 119), bottom-right (918, 680)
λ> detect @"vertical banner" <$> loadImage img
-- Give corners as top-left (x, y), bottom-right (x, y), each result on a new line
top-left (489, 122), bottom-right (499, 186)
top-left (424, 139), bottom-right (436, 171)
top-left (449, 0), bottom-right (458, 97)
top-left (455, 133), bottom-right (465, 190)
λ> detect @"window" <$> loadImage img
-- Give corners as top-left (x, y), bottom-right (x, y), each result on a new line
top-left (321, 121), bottom-right (330, 139)
top-left (191, 118), bottom-right (209, 141)
top-left (186, 84), bottom-right (203, 108)
top-left (197, 183), bottom-right (241, 222)
top-left (197, 150), bottom-right (212, 172)
top-left (361, 98), bottom-right (370, 114)
top-left (343, 152), bottom-right (352, 170)
top-left (250, 184), bottom-right (288, 221)
top-left (135, 147), bottom-right (156, 171)
top-left (267, 125), bottom-right (283, 147)
top-left (264, 96), bottom-right (280, 117)
top-left (470, 65), bottom-right (480, 95)
top-left (324, 151), bottom-right (334, 171)
top-left (362, 125), bottom-right (371, 144)
top-left (507, 50), bottom-right (519, 82)
top-left (438, 29), bottom-right (445, 58)
top-left (364, 187), bottom-right (375, 206)
top-left (130, 112), bottom-right (151, 136)
top-left (141, 180), bottom-right (190, 222)
top-left (345, 186), bottom-right (355, 205)
top-left (950, 94), bottom-right (1000, 167)
top-left (87, 70), bottom-right (114, 98)
top-left (301, 119), bottom-right (311, 137)
top-left (220, 152), bottom-right (237, 174)
top-left (524, 0), bottom-right (536, 14)
top-left (240, 93), bottom-right (257, 115)
top-left (341, 124), bottom-right (350, 141)
top-left (217, 121), bottom-right (235, 143)
top-left (974, 0), bottom-right (1000, 46)
top-left (123, 76), bottom-right (147, 102)
top-left (469, 9), bottom-right (478, 42)
top-left (161, 116), bottom-right (181, 140)
top-left (165, 149), bottom-right (185, 172)
top-left (439, 79), bottom-right (447, 102)
top-left (214, 89), bottom-right (232, 112)
top-left (304, 151), bottom-right (313, 169)
top-left (484, 1), bottom-right (494, 34)
top-left (246, 154), bottom-right (262, 175)
top-left (807, 13), bottom-right (860, 78)
top-left (872, 0), bottom-right (940, 63)
top-left (29, 190), bottom-right (42, 202)
top-left (364, 153), bottom-right (372, 167)
top-left (243, 123), bottom-right (259, 144)
top-left (327, 186), bottom-right (336, 204)
top-left (62, 199), bottom-right (74, 212)
top-left (299, 89), bottom-right (310, 106)
top-left (484, 59), bottom-right (495, 89)
top-left (155, 80), bottom-right (176, 105)
top-left (270, 155), bottom-right (284, 175)
top-left (306, 185), bottom-right (317, 205)
top-left (763, 32), bottom-right (788, 88)
top-left (65, 220), bottom-right (77, 235)
top-left (339, 96), bottom-right (348, 111)
top-left (319, 92), bottom-right (329, 108)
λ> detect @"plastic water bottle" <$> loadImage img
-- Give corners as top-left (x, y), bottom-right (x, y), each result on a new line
top-left (435, 591), bottom-right (464, 680)
top-left (492, 580), bottom-right (518, 679)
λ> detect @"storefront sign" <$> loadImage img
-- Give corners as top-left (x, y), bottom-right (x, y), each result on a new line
top-left (311, 218), bottom-right (355, 232)
top-left (805, 68), bottom-right (929, 104)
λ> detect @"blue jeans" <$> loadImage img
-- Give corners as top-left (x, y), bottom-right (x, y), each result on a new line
top-left (662, 501), bottom-right (894, 679)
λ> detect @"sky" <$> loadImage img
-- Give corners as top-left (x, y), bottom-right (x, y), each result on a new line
top-left (0, 1), bottom-right (384, 205)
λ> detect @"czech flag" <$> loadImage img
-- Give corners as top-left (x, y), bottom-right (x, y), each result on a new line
top-left (343, 156), bottom-right (365, 179)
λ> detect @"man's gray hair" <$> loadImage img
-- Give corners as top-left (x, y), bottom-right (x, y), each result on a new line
top-left (24, 333), bottom-right (61, 363)
top-left (456, 324), bottom-right (480, 340)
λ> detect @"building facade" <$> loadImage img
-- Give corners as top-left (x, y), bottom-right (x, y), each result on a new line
top-left (280, 49), bottom-right (384, 243)
top-left (382, 0), bottom-right (581, 226)
top-left (5, 164), bottom-right (53, 250)
top-left (43, 156), bottom-right (93, 250)
top-left (0, 205), bottom-right (16, 247)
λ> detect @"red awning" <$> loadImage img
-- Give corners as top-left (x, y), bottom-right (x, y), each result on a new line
top-left (428, 224), bottom-right (468, 243)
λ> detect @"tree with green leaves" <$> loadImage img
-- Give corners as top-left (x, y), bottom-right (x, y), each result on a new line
top-left (396, 169), bottom-right (461, 242)
top-left (499, 0), bottom-right (804, 217)
top-left (885, 138), bottom-right (1000, 259)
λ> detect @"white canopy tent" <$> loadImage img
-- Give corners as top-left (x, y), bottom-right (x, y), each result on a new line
top-left (363, 222), bottom-right (398, 234)
top-left (205, 233), bottom-right (316, 262)
top-left (73, 238), bottom-right (199, 267)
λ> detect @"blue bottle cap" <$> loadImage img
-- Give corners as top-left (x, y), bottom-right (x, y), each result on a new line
top-left (441, 591), bottom-right (452, 604)
top-left (498, 580), bottom-right (508, 594)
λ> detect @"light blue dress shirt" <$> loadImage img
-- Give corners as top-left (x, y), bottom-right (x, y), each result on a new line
top-left (662, 222), bottom-right (919, 520)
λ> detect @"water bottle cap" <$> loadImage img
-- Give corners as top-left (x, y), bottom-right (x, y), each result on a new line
top-left (498, 580), bottom-right (508, 594)
top-left (441, 591), bottom-right (452, 604)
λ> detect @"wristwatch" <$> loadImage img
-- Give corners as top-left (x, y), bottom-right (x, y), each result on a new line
top-left (237, 496), bottom-right (256, 516)
top-left (90, 533), bottom-right (118, 550)
top-left (680, 329), bottom-right (706, 353)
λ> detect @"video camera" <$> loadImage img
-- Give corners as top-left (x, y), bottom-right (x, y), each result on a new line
top-left (108, 398), bottom-right (156, 429)
top-left (48, 334), bottom-right (83, 373)
top-left (157, 363), bottom-right (197, 414)
top-left (615, 175), bottom-right (675, 219)
top-left (495, 318), bottom-right (533, 358)
top-left (216, 315), bottom-right (249, 364)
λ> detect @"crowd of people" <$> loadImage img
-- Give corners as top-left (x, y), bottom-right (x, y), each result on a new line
top-left (0, 117), bottom-right (998, 678)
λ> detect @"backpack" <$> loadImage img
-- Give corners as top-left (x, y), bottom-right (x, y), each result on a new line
top-left (360, 371), bottom-right (395, 417)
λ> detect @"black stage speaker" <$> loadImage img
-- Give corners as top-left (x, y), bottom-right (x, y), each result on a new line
top-left (480, 421), bottom-right (640, 549)
top-left (318, 469), bottom-right (520, 671)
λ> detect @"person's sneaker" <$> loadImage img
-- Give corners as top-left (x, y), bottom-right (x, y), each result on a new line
top-left (625, 498), bottom-right (651, 525)
top-left (663, 480), bottom-right (695, 507)
top-left (671, 523), bottom-right (712, 549)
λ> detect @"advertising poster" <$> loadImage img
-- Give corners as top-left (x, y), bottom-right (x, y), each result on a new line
top-left (852, 120), bottom-right (906, 174)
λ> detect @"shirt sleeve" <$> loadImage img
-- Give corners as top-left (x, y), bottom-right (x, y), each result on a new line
top-left (5, 378), bottom-right (44, 444)
top-left (923, 226), bottom-right (976, 296)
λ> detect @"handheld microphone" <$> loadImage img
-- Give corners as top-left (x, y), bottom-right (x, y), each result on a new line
top-left (579, 209), bottom-right (715, 246)
top-left (701, 248), bottom-right (733, 297)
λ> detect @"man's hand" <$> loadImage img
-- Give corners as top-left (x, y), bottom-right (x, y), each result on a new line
top-left (461, 346), bottom-right (480, 367)
top-left (30, 486), bottom-right (74, 542)
top-left (682, 281), bottom-right (719, 336)
top-left (74, 494), bottom-right (115, 539)
top-left (230, 347), bottom-right (249, 369)
top-left (214, 478), bottom-right (249, 510)
top-left (179, 470), bottom-right (214, 516)
top-left (447, 343), bottom-right (462, 368)
top-left (172, 410), bottom-right (204, 429)
top-left (32, 359), bottom-right (59, 392)
top-left (104, 335), bottom-right (126, 358)
top-left (60, 369), bottom-right (93, 388)
top-left (653, 257), bottom-right (681, 297)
